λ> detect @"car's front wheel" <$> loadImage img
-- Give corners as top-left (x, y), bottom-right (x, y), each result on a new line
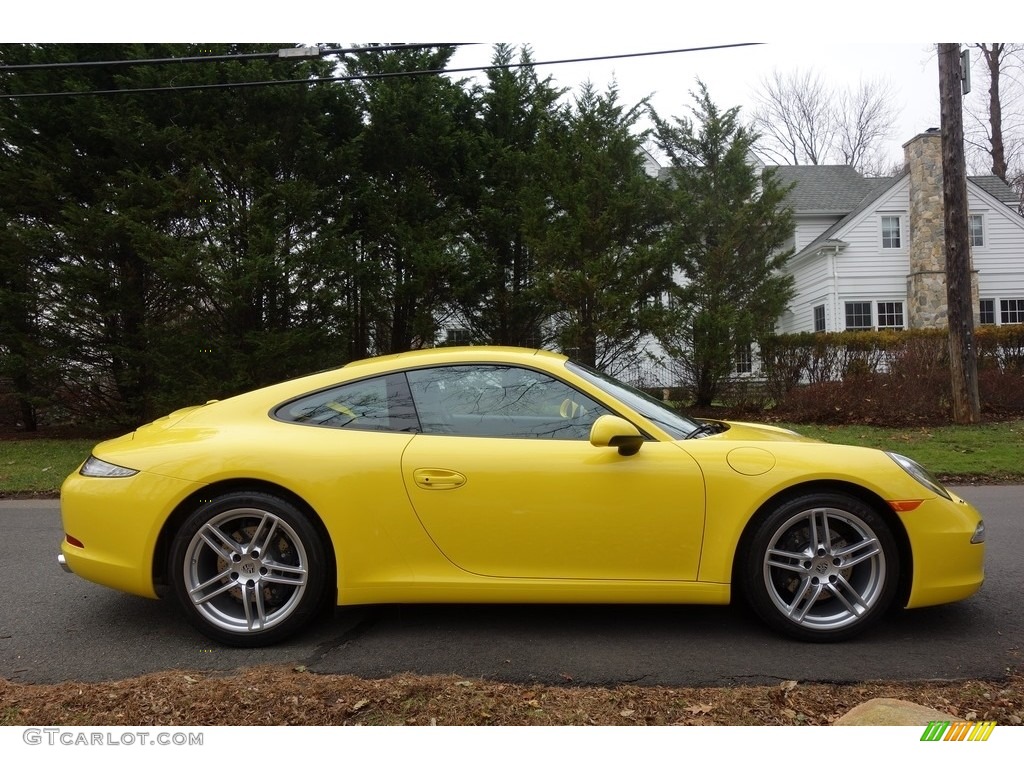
top-left (741, 493), bottom-right (900, 642)
top-left (168, 492), bottom-right (329, 647)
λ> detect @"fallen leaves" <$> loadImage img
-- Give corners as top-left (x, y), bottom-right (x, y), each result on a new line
top-left (350, 699), bottom-right (370, 713)
top-left (0, 666), bottom-right (1021, 727)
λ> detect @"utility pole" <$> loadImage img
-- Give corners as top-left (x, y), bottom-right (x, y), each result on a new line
top-left (938, 43), bottom-right (981, 424)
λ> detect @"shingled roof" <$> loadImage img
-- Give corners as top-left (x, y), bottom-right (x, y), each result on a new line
top-left (969, 175), bottom-right (1021, 205)
top-left (769, 165), bottom-right (1021, 215)
top-left (768, 166), bottom-right (891, 214)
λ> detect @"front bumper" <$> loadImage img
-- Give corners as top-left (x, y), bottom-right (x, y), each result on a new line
top-left (902, 490), bottom-right (985, 608)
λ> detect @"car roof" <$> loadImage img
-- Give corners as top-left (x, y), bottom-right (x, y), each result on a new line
top-left (342, 346), bottom-right (568, 370)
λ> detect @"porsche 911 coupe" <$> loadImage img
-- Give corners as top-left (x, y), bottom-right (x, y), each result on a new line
top-left (59, 346), bottom-right (985, 646)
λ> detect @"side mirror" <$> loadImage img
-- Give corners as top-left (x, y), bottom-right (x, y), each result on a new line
top-left (589, 415), bottom-right (644, 456)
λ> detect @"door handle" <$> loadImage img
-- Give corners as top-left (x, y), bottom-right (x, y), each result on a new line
top-left (413, 468), bottom-right (467, 490)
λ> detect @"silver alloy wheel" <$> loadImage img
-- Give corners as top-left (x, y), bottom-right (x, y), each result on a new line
top-left (762, 505), bottom-right (887, 631)
top-left (182, 507), bottom-right (309, 634)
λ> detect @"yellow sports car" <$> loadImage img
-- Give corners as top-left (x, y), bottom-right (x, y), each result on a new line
top-left (59, 347), bottom-right (985, 646)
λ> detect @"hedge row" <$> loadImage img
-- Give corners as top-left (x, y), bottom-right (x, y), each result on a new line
top-left (747, 326), bottom-right (1024, 424)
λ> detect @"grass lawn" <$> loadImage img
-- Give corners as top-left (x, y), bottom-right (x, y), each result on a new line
top-left (780, 421), bottom-right (1024, 482)
top-left (0, 439), bottom-right (96, 496)
top-left (1, 421), bottom-right (1022, 496)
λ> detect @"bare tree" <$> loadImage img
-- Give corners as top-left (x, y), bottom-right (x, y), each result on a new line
top-left (752, 70), bottom-right (835, 165)
top-left (964, 44), bottom-right (1024, 209)
top-left (752, 69), bottom-right (898, 175)
top-left (836, 78), bottom-right (900, 176)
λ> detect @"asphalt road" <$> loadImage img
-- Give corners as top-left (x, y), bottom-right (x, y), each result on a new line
top-left (2, 486), bottom-right (1020, 686)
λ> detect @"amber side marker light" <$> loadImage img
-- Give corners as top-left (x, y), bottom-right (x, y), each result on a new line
top-left (887, 500), bottom-right (924, 512)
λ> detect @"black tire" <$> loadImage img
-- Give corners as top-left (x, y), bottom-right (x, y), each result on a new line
top-left (168, 491), bottom-right (329, 647)
top-left (740, 492), bottom-right (900, 642)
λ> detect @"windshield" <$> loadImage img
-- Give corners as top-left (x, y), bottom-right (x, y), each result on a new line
top-left (566, 361), bottom-right (700, 440)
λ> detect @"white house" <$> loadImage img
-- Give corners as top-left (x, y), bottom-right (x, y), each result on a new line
top-left (622, 131), bottom-right (1024, 387)
top-left (441, 131), bottom-right (1023, 388)
top-left (773, 130), bottom-right (1024, 335)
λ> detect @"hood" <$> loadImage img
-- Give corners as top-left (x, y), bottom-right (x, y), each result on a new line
top-left (710, 421), bottom-right (822, 443)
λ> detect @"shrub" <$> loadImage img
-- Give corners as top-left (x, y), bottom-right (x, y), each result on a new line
top-left (763, 327), bottom-right (1023, 426)
top-left (979, 370), bottom-right (1024, 416)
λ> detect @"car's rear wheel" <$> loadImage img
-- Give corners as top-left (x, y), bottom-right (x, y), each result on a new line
top-left (168, 492), bottom-right (328, 647)
top-left (741, 493), bottom-right (899, 642)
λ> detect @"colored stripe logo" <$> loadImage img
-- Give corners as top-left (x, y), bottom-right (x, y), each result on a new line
top-left (921, 720), bottom-right (997, 741)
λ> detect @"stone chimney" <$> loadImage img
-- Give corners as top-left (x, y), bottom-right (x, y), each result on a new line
top-left (904, 129), bottom-right (978, 329)
top-left (905, 131), bottom-right (947, 328)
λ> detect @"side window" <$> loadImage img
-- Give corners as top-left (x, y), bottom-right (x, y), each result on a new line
top-left (877, 301), bottom-right (904, 330)
top-left (968, 214), bottom-right (984, 247)
top-left (979, 299), bottom-right (995, 325)
top-left (881, 216), bottom-right (901, 249)
top-left (275, 373), bottom-right (418, 432)
top-left (1002, 299), bottom-right (1024, 324)
top-left (406, 365), bottom-right (611, 440)
top-left (845, 301), bottom-right (873, 331)
top-left (813, 304), bottom-right (826, 333)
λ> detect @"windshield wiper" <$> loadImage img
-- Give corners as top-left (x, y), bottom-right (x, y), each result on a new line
top-left (685, 422), bottom-right (719, 440)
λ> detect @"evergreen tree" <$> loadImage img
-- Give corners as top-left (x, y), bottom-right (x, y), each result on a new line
top-left (157, 44), bottom-right (362, 397)
top-left (653, 83), bottom-right (795, 407)
top-left (346, 45), bottom-right (477, 354)
top-left (0, 44), bottom-right (205, 424)
top-left (532, 82), bottom-right (671, 371)
top-left (0, 215), bottom-right (59, 431)
top-left (454, 44), bottom-right (564, 347)
top-left (0, 44), bottom-right (361, 423)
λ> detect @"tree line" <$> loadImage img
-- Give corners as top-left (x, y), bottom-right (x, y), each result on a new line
top-left (0, 43), bottom-right (794, 430)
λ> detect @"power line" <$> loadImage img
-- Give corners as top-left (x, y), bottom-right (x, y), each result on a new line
top-left (0, 43), bottom-right (761, 100)
top-left (0, 43), bottom-right (469, 72)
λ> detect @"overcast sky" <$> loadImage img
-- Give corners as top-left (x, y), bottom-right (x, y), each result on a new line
top-left (10, 1), bottom-right (1015, 171)
top-left (445, 41), bottom-right (942, 169)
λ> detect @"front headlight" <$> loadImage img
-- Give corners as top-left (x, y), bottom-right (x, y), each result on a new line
top-left (80, 456), bottom-right (139, 478)
top-left (885, 452), bottom-right (951, 500)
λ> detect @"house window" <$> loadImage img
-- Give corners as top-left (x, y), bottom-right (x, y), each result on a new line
top-left (968, 214), bottom-right (984, 247)
top-left (1001, 299), bottom-right (1024, 324)
top-left (877, 301), bottom-right (904, 330)
top-left (444, 328), bottom-right (472, 346)
top-left (813, 304), bottom-right (826, 333)
top-left (979, 299), bottom-right (995, 325)
top-left (881, 216), bottom-right (901, 249)
top-left (734, 345), bottom-right (753, 375)
top-left (845, 302), bottom-right (873, 331)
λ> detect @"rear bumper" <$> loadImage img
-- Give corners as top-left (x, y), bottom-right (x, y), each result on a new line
top-left (59, 469), bottom-right (201, 599)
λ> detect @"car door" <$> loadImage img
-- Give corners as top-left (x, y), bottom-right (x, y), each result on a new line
top-left (400, 364), bottom-right (706, 581)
